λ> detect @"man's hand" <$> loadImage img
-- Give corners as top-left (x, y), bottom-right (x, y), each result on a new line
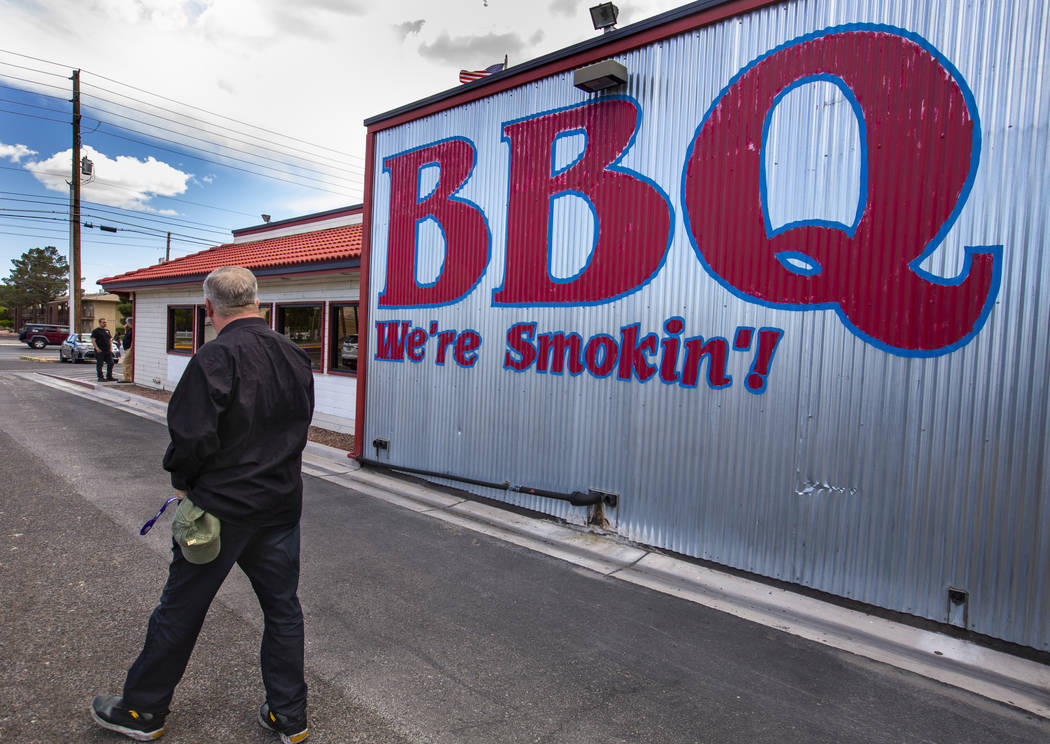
top-left (174, 489), bottom-right (188, 500)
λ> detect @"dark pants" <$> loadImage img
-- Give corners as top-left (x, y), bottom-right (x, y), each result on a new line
top-left (122, 520), bottom-right (307, 716)
top-left (96, 351), bottom-right (114, 380)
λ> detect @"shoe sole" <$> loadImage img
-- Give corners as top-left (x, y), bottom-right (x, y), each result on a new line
top-left (91, 707), bottom-right (165, 741)
top-left (258, 707), bottom-right (309, 743)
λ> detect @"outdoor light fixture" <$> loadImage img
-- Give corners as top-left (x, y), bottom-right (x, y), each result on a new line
top-left (589, 2), bottom-right (619, 32)
top-left (261, 214), bottom-right (271, 222)
top-left (573, 59), bottom-right (629, 93)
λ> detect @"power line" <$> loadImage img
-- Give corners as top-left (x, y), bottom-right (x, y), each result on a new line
top-left (0, 212), bottom-right (218, 246)
top-left (0, 80), bottom-right (69, 102)
top-left (0, 192), bottom-right (233, 233)
top-left (84, 113), bottom-right (361, 187)
top-left (0, 49), bottom-right (75, 73)
top-left (81, 71), bottom-right (365, 162)
top-left (80, 90), bottom-right (365, 175)
top-left (91, 127), bottom-right (360, 197)
top-left (0, 52), bottom-right (366, 212)
top-left (0, 172), bottom-right (260, 219)
top-left (0, 228), bottom-right (198, 254)
top-left (0, 59), bottom-right (69, 80)
top-left (0, 106), bottom-right (362, 197)
top-left (0, 69), bottom-right (365, 176)
top-left (82, 84), bottom-right (365, 169)
top-left (0, 70), bottom-right (71, 94)
top-left (0, 70), bottom-right (365, 181)
top-left (0, 105), bottom-right (68, 125)
top-left (0, 95), bottom-right (70, 115)
top-left (0, 202), bottom-right (231, 239)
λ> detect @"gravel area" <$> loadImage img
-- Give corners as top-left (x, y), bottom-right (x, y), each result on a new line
top-left (121, 383), bottom-right (355, 452)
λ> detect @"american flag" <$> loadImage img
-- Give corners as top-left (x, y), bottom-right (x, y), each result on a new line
top-left (459, 62), bottom-right (505, 84)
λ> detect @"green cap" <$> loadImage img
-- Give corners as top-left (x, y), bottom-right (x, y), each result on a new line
top-left (171, 497), bottom-right (221, 564)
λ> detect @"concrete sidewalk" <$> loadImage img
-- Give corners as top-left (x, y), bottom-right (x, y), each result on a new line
top-left (27, 370), bottom-right (1050, 726)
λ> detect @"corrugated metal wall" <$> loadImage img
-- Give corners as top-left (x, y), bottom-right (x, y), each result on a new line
top-left (364, 0), bottom-right (1050, 650)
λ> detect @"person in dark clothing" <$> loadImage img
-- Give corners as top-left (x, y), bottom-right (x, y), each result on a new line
top-left (91, 266), bottom-right (315, 743)
top-left (121, 316), bottom-right (134, 383)
top-left (91, 318), bottom-right (115, 381)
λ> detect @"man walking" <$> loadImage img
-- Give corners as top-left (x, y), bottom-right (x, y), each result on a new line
top-left (91, 317), bottom-right (115, 382)
top-left (91, 267), bottom-right (315, 743)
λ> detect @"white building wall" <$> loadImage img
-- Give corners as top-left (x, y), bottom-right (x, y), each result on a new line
top-left (131, 274), bottom-right (359, 432)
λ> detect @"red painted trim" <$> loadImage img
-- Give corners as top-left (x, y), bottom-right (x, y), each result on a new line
top-left (258, 301), bottom-right (275, 329)
top-left (105, 265), bottom-right (360, 293)
top-left (367, 0), bottom-right (779, 134)
top-left (353, 131), bottom-right (377, 459)
top-left (321, 302), bottom-right (328, 374)
top-left (233, 206), bottom-right (363, 238)
top-left (129, 293), bottom-right (136, 382)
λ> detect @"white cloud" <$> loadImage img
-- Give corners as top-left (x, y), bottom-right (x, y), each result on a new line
top-left (0, 142), bottom-right (37, 163)
top-left (549, 0), bottom-right (585, 17)
top-left (419, 31), bottom-right (528, 66)
top-left (25, 145), bottom-right (193, 212)
top-left (197, 0), bottom-right (366, 41)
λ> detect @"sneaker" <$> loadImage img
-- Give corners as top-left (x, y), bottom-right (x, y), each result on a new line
top-left (91, 695), bottom-right (166, 741)
top-left (258, 702), bottom-right (308, 743)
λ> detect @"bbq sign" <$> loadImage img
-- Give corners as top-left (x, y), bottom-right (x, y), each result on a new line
top-left (374, 25), bottom-right (1003, 394)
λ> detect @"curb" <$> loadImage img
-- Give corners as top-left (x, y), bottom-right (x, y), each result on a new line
top-left (23, 371), bottom-right (1050, 720)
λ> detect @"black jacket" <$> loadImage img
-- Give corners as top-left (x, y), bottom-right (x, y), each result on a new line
top-left (162, 316), bottom-right (315, 527)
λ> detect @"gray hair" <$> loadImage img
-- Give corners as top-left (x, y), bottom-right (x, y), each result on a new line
top-left (203, 266), bottom-right (257, 315)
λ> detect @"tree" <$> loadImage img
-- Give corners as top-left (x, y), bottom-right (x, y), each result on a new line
top-left (4, 247), bottom-right (69, 312)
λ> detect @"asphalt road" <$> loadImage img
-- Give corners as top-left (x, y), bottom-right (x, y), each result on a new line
top-left (1, 347), bottom-right (1048, 743)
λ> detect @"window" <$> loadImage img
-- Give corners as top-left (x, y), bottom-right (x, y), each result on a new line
top-left (260, 303), bottom-right (273, 328)
top-left (276, 303), bottom-right (323, 369)
top-left (167, 306), bottom-right (195, 353)
top-left (328, 303), bottom-right (359, 374)
top-left (195, 306), bottom-right (217, 349)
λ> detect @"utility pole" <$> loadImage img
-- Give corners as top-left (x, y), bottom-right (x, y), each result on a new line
top-left (70, 69), bottom-right (82, 335)
top-left (166, 232), bottom-right (171, 262)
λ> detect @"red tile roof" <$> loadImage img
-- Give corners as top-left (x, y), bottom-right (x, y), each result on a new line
top-left (100, 224), bottom-right (362, 288)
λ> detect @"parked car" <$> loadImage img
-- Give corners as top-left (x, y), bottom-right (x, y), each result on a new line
top-left (59, 333), bottom-right (122, 363)
top-left (340, 334), bottom-right (358, 370)
top-left (18, 323), bottom-right (70, 349)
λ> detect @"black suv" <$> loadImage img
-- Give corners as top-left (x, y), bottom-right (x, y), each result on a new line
top-left (18, 323), bottom-right (70, 349)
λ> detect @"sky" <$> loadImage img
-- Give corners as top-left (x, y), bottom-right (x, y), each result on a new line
top-left (0, 0), bottom-right (690, 291)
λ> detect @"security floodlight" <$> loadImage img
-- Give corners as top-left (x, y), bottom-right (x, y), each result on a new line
top-left (261, 214), bottom-right (271, 223)
top-left (574, 59), bottom-right (629, 93)
top-left (589, 2), bottom-right (618, 32)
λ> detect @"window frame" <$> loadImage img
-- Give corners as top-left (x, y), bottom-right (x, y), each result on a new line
top-left (275, 302), bottom-right (325, 371)
top-left (259, 302), bottom-right (275, 329)
top-left (166, 305), bottom-right (196, 355)
top-left (327, 302), bottom-right (360, 377)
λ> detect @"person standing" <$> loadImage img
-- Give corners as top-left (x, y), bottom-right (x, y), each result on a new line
top-left (91, 317), bottom-right (115, 382)
top-left (121, 317), bottom-right (134, 383)
top-left (91, 267), bottom-right (315, 743)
